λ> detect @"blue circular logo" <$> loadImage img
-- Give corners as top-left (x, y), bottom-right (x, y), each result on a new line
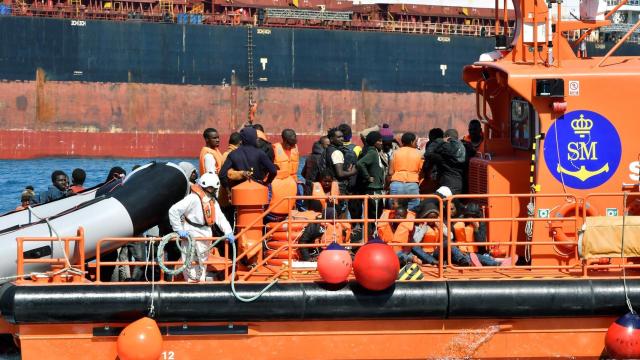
top-left (543, 110), bottom-right (621, 190)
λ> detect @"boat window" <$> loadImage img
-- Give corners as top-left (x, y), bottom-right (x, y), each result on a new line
top-left (510, 99), bottom-right (534, 150)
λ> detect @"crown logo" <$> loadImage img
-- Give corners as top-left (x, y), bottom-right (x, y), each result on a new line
top-left (571, 114), bottom-right (593, 138)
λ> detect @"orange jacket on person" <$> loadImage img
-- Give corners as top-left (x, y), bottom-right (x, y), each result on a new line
top-left (390, 146), bottom-right (423, 183)
top-left (462, 134), bottom-right (484, 153)
top-left (199, 146), bottom-right (223, 175)
top-left (377, 209), bottom-right (416, 252)
top-left (189, 184), bottom-right (216, 226)
top-left (418, 224), bottom-right (439, 253)
top-left (320, 221), bottom-right (351, 244)
top-left (272, 142), bottom-right (299, 180)
top-left (453, 222), bottom-right (477, 253)
top-left (311, 181), bottom-right (339, 209)
top-left (70, 185), bottom-right (84, 193)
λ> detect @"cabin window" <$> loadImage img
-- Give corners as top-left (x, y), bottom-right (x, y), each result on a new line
top-left (510, 99), bottom-right (533, 150)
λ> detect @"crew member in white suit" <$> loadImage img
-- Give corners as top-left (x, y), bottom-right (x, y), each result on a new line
top-left (168, 172), bottom-right (234, 282)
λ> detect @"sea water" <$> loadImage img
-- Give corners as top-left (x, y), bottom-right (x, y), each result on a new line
top-left (0, 158), bottom-right (195, 213)
top-left (0, 156), bottom-right (308, 214)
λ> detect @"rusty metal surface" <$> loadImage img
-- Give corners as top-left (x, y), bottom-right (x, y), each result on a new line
top-left (0, 80), bottom-right (475, 158)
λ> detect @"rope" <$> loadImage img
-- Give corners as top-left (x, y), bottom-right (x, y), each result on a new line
top-left (148, 238), bottom-right (156, 317)
top-left (156, 231), bottom-right (277, 302)
top-left (621, 192), bottom-right (635, 314)
top-left (230, 241), bottom-right (278, 302)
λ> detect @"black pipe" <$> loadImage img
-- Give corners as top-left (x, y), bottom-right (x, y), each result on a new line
top-left (2, 279), bottom-right (638, 324)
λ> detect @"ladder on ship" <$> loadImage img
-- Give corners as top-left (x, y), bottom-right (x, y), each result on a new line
top-left (246, 25), bottom-right (256, 120)
top-left (158, 0), bottom-right (174, 21)
top-left (68, 0), bottom-right (81, 16)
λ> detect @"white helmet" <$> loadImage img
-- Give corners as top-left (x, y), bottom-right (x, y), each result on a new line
top-left (198, 172), bottom-right (220, 189)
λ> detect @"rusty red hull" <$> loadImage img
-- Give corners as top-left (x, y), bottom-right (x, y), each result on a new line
top-left (0, 80), bottom-right (475, 158)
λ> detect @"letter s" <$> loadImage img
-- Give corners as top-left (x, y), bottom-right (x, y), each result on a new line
top-left (630, 161), bottom-right (640, 182)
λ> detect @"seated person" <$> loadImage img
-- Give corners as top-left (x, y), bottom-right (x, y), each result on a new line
top-left (309, 171), bottom-right (340, 212)
top-left (297, 202), bottom-right (350, 261)
top-left (458, 202), bottom-right (517, 267)
top-left (376, 200), bottom-right (416, 265)
top-left (409, 198), bottom-right (514, 267)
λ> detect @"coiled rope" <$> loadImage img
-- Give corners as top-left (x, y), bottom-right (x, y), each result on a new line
top-left (156, 232), bottom-right (277, 302)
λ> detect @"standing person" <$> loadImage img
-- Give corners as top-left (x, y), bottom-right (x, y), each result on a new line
top-left (325, 128), bottom-right (358, 216)
top-left (199, 128), bottom-right (223, 176)
top-left (302, 137), bottom-right (329, 194)
top-left (222, 132), bottom-right (241, 164)
top-left (269, 129), bottom-right (299, 216)
top-left (425, 129), bottom-right (466, 195)
top-left (253, 124), bottom-right (275, 162)
top-left (462, 119), bottom-right (484, 153)
top-left (168, 173), bottom-right (235, 282)
top-left (219, 132), bottom-right (241, 222)
top-left (32, 170), bottom-right (71, 204)
top-left (421, 128), bottom-right (444, 194)
top-left (219, 126), bottom-right (277, 189)
top-left (356, 131), bottom-right (386, 223)
top-left (389, 132), bottom-right (423, 211)
top-left (70, 168), bottom-right (86, 193)
top-left (338, 123), bottom-right (362, 158)
top-left (337, 124), bottom-right (362, 220)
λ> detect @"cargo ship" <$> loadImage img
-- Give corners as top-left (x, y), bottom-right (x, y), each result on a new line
top-left (0, 0), bottom-right (638, 158)
top-left (2, 0), bottom-right (640, 358)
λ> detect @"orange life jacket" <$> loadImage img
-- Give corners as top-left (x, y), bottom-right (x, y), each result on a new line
top-left (320, 221), bottom-right (351, 244)
top-left (256, 130), bottom-right (268, 141)
top-left (377, 209), bottom-right (416, 252)
top-left (190, 184), bottom-right (215, 226)
top-left (273, 142), bottom-right (299, 179)
top-left (269, 176), bottom-right (297, 215)
top-left (419, 225), bottom-right (439, 253)
top-left (199, 147), bottom-right (223, 175)
top-left (311, 181), bottom-right (339, 209)
top-left (390, 147), bottom-right (423, 183)
top-left (463, 134), bottom-right (484, 152)
top-left (453, 222), bottom-right (476, 253)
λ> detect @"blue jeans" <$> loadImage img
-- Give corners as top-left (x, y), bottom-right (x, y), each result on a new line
top-left (389, 181), bottom-right (420, 211)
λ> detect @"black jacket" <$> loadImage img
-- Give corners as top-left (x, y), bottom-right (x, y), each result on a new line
top-left (424, 138), bottom-right (466, 195)
top-left (220, 127), bottom-right (277, 188)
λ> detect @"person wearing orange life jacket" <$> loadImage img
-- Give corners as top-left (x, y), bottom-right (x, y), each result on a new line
top-left (310, 171), bottom-right (340, 211)
top-left (168, 173), bottom-right (234, 282)
top-left (253, 124), bottom-right (275, 162)
top-left (267, 128), bottom-right (300, 217)
top-left (297, 203), bottom-right (350, 261)
top-left (376, 201), bottom-right (416, 264)
top-left (389, 132), bottom-right (424, 211)
top-left (199, 128), bottom-right (224, 176)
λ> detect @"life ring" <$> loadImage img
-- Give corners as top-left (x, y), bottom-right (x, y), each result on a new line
top-left (269, 230), bottom-right (303, 242)
top-left (552, 201), bottom-right (598, 256)
top-left (232, 14), bottom-right (241, 25)
top-left (266, 222), bottom-right (306, 232)
top-left (266, 240), bottom-right (300, 259)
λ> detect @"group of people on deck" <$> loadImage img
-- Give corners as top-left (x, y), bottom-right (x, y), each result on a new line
top-left (168, 119), bottom-right (515, 282)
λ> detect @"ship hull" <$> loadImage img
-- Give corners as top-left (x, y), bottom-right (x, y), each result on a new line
top-left (0, 16), bottom-right (638, 158)
top-left (2, 279), bottom-right (633, 358)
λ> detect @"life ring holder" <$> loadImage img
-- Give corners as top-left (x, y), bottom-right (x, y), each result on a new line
top-left (551, 201), bottom-right (597, 256)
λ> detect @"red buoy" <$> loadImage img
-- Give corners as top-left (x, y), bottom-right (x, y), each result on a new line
top-left (117, 317), bottom-right (164, 360)
top-left (605, 312), bottom-right (640, 359)
top-left (317, 242), bottom-right (352, 284)
top-left (353, 238), bottom-right (399, 291)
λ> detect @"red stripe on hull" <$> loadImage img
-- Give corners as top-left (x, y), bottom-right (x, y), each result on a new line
top-left (0, 80), bottom-right (475, 158)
